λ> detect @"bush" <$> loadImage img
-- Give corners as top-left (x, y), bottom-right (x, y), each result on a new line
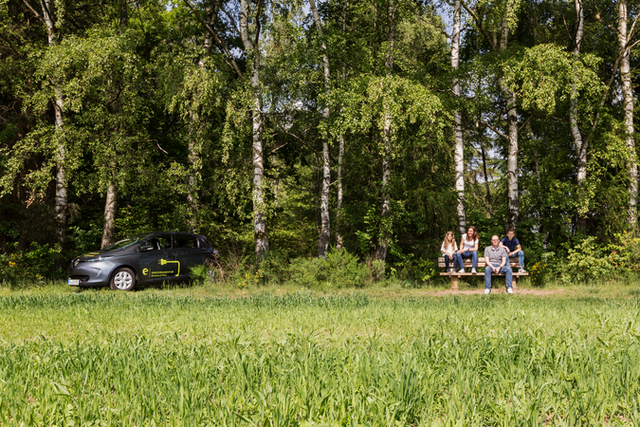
top-left (0, 243), bottom-right (63, 285)
top-left (288, 249), bottom-right (374, 289)
top-left (561, 233), bottom-right (640, 284)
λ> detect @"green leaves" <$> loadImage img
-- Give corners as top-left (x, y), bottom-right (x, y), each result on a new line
top-left (503, 44), bottom-right (604, 115)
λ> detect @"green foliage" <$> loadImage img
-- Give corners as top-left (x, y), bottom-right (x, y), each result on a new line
top-left (288, 249), bottom-right (376, 289)
top-left (561, 233), bottom-right (640, 284)
top-left (0, 243), bottom-right (62, 285)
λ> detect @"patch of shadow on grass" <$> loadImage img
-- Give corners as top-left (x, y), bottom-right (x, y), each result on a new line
top-left (628, 288), bottom-right (640, 297)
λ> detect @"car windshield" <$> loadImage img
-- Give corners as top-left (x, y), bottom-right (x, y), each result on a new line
top-left (102, 236), bottom-right (142, 252)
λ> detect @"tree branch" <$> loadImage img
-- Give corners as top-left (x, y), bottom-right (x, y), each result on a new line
top-left (182, 0), bottom-right (243, 78)
top-left (22, 0), bottom-right (42, 21)
top-left (482, 120), bottom-right (508, 141)
top-left (221, 7), bottom-right (240, 36)
top-left (278, 130), bottom-right (320, 157)
top-left (460, 0), bottom-right (497, 51)
top-left (518, 114), bottom-right (535, 133)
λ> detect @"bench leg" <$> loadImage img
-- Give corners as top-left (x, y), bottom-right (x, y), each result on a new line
top-left (451, 275), bottom-right (458, 291)
top-left (512, 277), bottom-right (517, 290)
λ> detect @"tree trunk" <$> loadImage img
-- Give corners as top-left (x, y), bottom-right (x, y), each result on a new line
top-left (101, 182), bottom-right (118, 249)
top-left (41, 0), bottom-right (67, 245)
top-left (336, 0), bottom-right (348, 250)
top-left (240, 0), bottom-right (269, 262)
top-left (480, 140), bottom-right (493, 216)
top-left (619, 0), bottom-right (637, 229)
top-left (374, 0), bottom-right (394, 262)
top-left (569, 0), bottom-right (588, 233)
top-left (498, 14), bottom-right (519, 233)
top-left (452, 0), bottom-right (466, 235)
top-left (375, 115), bottom-right (392, 261)
top-left (310, 0), bottom-right (331, 258)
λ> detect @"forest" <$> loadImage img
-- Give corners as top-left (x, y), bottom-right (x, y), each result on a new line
top-left (1, 0), bottom-right (639, 282)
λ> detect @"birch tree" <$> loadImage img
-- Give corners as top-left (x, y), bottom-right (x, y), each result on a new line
top-left (452, 0), bottom-right (466, 236)
top-left (374, 0), bottom-right (395, 262)
top-left (335, 0), bottom-right (348, 250)
top-left (618, 0), bottom-right (637, 229)
top-left (309, 0), bottom-right (332, 258)
top-left (37, 0), bottom-right (68, 245)
top-left (240, 0), bottom-right (270, 262)
top-left (463, 0), bottom-right (520, 232)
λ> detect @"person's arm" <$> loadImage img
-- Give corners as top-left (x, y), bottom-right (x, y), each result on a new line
top-left (458, 238), bottom-right (464, 253)
top-left (472, 239), bottom-right (479, 252)
top-left (484, 256), bottom-right (492, 271)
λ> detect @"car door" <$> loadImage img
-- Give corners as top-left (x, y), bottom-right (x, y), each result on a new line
top-left (174, 234), bottom-right (208, 280)
top-left (138, 234), bottom-right (179, 283)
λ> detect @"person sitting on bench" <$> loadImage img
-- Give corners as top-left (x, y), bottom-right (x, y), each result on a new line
top-left (458, 226), bottom-right (479, 274)
top-left (484, 235), bottom-right (513, 294)
top-left (441, 231), bottom-right (462, 272)
top-left (499, 228), bottom-right (526, 273)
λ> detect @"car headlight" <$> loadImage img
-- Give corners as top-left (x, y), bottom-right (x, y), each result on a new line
top-left (87, 256), bottom-right (113, 263)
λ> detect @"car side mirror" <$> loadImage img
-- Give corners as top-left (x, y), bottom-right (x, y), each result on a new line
top-left (139, 244), bottom-right (155, 252)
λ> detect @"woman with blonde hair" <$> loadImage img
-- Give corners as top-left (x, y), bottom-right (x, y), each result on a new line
top-left (441, 231), bottom-right (462, 273)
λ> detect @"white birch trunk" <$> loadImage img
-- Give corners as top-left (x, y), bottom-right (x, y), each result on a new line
top-left (336, 0), bottom-right (348, 250)
top-left (498, 15), bottom-right (519, 232)
top-left (569, 0), bottom-right (585, 183)
top-left (240, 0), bottom-right (269, 262)
top-left (101, 182), bottom-right (118, 249)
top-left (619, 0), bottom-right (637, 228)
top-left (569, 0), bottom-right (588, 232)
top-left (374, 115), bottom-right (392, 261)
top-left (452, 0), bottom-right (466, 235)
top-left (375, 0), bottom-right (394, 262)
top-left (310, 0), bottom-right (331, 258)
top-left (42, 0), bottom-right (67, 244)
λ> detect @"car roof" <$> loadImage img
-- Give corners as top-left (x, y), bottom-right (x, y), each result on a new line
top-left (142, 232), bottom-right (208, 240)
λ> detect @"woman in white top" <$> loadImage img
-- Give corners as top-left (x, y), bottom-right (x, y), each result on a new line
top-left (441, 231), bottom-right (462, 272)
top-left (457, 226), bottom-right (479, 273)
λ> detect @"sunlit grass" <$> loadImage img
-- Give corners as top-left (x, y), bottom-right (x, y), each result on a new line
top-left (1, 290), bottom-right (640, 425)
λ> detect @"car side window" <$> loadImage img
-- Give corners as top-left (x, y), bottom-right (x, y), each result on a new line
top-left (175, 236), bottom-right (197, 249)
top-left (157, 236), bottom-right (172, 249)
top-left (147, 236), bottom-right (172, 250)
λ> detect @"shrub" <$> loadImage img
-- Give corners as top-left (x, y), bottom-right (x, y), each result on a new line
top-left (0, 243), bottom-right (62, 285)
top-left (560, 233), bottom-right (640, 284)
top-left (288, 249), bottom-right (372, 289)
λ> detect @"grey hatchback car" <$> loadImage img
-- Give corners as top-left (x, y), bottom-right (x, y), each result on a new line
top-left (68, 232), bottom-right (219, 291)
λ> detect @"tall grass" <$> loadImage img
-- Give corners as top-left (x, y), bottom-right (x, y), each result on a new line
top-left (1, 293), bottom-right (640, 425)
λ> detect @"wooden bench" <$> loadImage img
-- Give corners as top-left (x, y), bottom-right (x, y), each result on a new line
top-left (438, 257), bottom-right (529, 291)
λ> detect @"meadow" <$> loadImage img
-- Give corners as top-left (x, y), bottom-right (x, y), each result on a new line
top-left (1, 284), bottom-right (640, 426)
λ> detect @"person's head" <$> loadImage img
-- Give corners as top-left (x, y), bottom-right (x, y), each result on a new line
top-left (491, 235), bottom-right (500, 247)
top-left (507, 228), bottom-right (515, 239)
top-left (466, 226), bottom-right (478, 240)
top-left (443, 231), bottom-right (455, 249)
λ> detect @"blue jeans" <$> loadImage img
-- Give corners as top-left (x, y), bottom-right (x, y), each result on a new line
top-left (460, 251), bottom-right (477, 269)
top-left (484, 264), bottom-right (513, 290)
top-left (444, 254), bottom-right (462, 270)
top-left (508, 250), bottom-right (524, 269)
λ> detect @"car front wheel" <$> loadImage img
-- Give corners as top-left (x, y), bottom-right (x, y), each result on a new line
top-left (110, 267), bottom-right (136, 291)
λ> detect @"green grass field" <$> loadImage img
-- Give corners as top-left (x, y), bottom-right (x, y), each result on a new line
top-left (1, 284), bottom-right (640, 426)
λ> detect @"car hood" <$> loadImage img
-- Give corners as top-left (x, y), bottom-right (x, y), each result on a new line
top-left (74, 247), bottom-right (134, 261)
